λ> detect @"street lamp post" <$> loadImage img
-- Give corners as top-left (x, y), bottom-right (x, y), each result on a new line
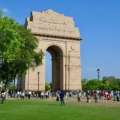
top-left (97, 68), bottom-right (100, 90)
top-left (37, 71), bottom-right (40, 95)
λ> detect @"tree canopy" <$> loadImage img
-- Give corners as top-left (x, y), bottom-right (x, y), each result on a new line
top-left (0, 11), bottom-right (44, 92)
top-left (82, 76), bottom-right (120, 91)
top-left (0, 11), bottom-right (25, 62)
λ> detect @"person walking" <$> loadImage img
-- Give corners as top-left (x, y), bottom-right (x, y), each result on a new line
top-left (94, 91), bottom-right (98, 102)
top-left (116, 91), bottom-right (120, 102)
top-left (21, 90), bottom-right (25, 100)
top-left (40, 91), bottom-right (44, 99)
top-left (45, 91), bottom-right (48, 99)
top-left (28, 90), bottom-right (31, 100)
top-left (17, 91), bottom-right (20, 98)
top-left (101, 90), bottom-right (105, 102)
top-left (87, 93), bottom-right (91, 103)
top-left (77, 91), bottom-right (81, 102)
top-left (60, 91), bottom-right (65, 106)
top-left (56, 91), bottom-right (60, 101)
top-left (1, 90), bottom-right (5, 104)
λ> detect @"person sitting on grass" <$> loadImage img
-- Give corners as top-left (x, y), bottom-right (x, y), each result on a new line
top-left (107, 93), bottom-right (111, 101)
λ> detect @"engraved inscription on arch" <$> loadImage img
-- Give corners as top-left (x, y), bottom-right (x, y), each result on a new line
top-left (25, 10), bottom-right (80, 39)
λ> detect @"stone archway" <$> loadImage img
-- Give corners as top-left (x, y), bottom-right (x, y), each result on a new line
top-left (17, 10), bottom-right (82, 91)
top-left (46, 45), bottom-right (63, 90)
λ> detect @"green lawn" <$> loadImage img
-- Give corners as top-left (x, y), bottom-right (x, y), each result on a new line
top-left (0, 98), bottom-right (120, 120)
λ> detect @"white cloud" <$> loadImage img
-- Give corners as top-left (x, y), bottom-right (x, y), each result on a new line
top-left (2, 8), bottom-right (11, 13)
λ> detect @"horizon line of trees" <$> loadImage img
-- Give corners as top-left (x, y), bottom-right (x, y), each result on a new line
top-left (82, 76), bottom-right (120, 91)
top-left (1, 75), bottom-right (120, 91)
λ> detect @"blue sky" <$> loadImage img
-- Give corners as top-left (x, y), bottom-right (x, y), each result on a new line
top-left (0, 0), bottom-right (120, 82)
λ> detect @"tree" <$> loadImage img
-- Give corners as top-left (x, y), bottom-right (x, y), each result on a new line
top-left (101, 76), bottom-right (107, 83)
top-left (45, 83), bottom-right (51, 91)
top-left (82, 78), bottom-right (88, 85)
top-left (107, 76), bottom-right (117, 83)
top-left (87, 79), bottom-right (98, 90)
top-left (0, 11), bottom-right (25, 62)
top-left (0, 12), bottom-right (44, 96)
top-left (100, 76), bottom-right (109, 90)
top-left (82, 78), bottom-right (99, 90)
top-left (81, 78), bottom-right (88, 90)
top-left (100, 76), bottom-right (120, 90)
top-left (81, 76), bottom-right (120, 90)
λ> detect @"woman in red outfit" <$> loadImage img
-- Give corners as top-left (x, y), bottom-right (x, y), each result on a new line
top-left (107, 94), bottom-right (111, 100)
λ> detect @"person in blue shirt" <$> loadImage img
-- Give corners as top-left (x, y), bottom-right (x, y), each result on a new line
top-left (60, 91), bottom-right (65, 106)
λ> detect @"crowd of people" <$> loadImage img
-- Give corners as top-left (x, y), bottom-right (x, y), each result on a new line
top-left (55, 90), bottom-right (120, 103)
top-left (8, 90), bottom-right (120, 102)
top-left (0, 89), bottom-right (120, 104)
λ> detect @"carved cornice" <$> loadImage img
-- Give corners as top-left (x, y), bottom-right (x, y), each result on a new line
top-left (33, 33), bottom-right (83, 41)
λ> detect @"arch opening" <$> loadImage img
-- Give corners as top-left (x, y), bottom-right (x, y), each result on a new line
top-left (46, 45), bottom-right (63, 90)
top-left (45, 51), bottom-right (52, 90)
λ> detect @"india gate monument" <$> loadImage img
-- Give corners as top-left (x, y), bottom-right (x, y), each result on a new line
top-left (17, 10), bottom-right (82, 91)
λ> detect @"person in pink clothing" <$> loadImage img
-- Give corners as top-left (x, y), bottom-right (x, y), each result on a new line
top-left (107, 93), bottom-right (111, 101)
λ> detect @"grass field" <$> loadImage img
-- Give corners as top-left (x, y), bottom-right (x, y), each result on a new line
top-left (0, 97), bottom-right (120, 120)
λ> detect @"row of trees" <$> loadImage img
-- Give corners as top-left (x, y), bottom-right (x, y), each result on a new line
top-left (0, 11), bottom-right (44, 95)
top-left (82, 76), bottom-right (120, 90)
top-left (3, 76), bottom-right (120, 91)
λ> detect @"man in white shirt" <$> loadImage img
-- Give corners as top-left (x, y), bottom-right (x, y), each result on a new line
top-left (1, 91), bottom-right (5, 104)
top-left (40, 91), bottom-right (44, 99)
top-left (28, 90), bottom-right (31, 100)
top-left (17, 91), bottom-right (20, 98)
top-left (21, 91), bottom-right (25, 100)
